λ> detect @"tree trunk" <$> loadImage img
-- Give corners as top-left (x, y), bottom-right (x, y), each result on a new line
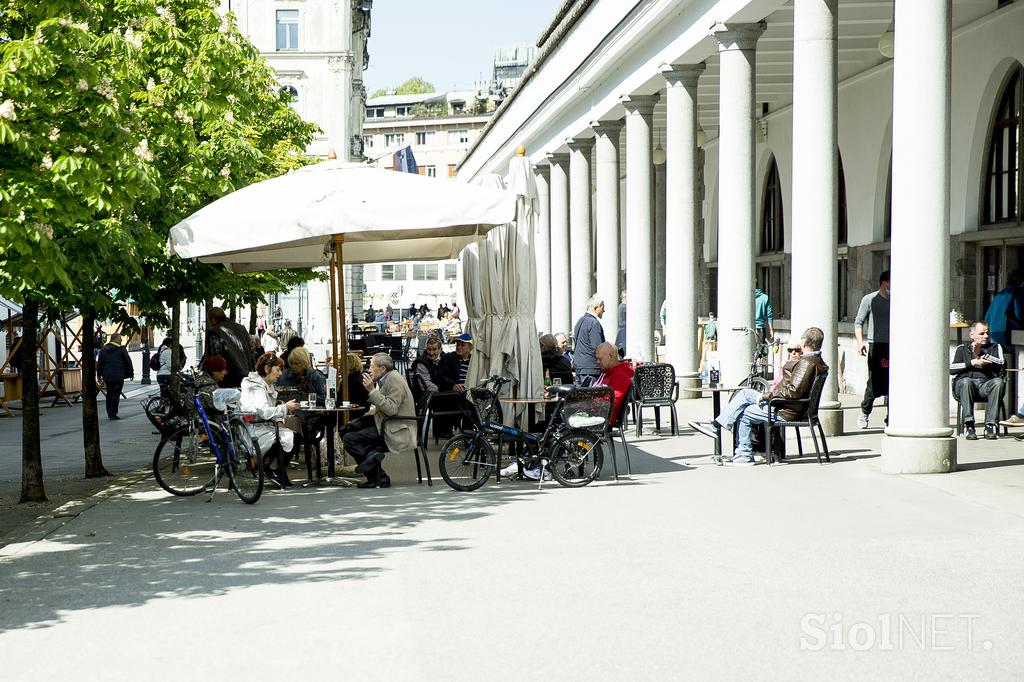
top-left (170, 301), bottom-right (182, 398)
top-left (19, 297), bottom-right (46, 502)
top-left (81, 307), bottom-right (110, 478)
top-left (248, 302), bottom-right (257, 335)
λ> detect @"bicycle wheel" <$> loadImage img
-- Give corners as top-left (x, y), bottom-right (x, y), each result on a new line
top-left (227, 420), bottom-right (264, 504)
top-left (438, 433), bottom-right (495, 492)
top-left (153, 423), bottom-right (217, 496)
top-left (548, 428), bottom-right (604, 488)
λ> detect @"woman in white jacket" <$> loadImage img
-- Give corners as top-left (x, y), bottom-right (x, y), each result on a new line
top-left (240, 353), bottom-right (299, 488)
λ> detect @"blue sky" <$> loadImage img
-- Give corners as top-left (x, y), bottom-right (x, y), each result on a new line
top-left (363, 0), bottom-right (559, 94)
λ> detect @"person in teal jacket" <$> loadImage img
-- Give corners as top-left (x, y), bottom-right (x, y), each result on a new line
top-left (754, 287), bottom-right (775, 346)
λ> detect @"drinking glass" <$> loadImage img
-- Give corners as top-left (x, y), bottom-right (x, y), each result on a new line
top-left (308, 392), bottom-right (317, 408)
top-left (325, 397), bottom-right (336, 410)
top-left (552, 377), bottom-right (562, 386)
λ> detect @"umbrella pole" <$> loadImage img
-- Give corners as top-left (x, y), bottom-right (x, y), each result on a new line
top-left (328, 250), bottom-right (339, 387)
top-left (333, 235), bottom-right (350, 409)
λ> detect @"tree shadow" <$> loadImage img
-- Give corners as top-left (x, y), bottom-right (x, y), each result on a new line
top-left (0, 481), bottom-right (539, 634)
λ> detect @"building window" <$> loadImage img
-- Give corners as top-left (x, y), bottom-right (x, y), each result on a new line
top-left (381, 264), bottom-right (407, 281)
top-left (837, 257), bottom-right (849, 321)
top-left (362, 135), bottom-right (374, 150)
top-left (415, 131), bottom-right (435, 146)
top-left (418, 165), bottom-right (436, 177)
top-left (758, 264), bottom-right (786, 318)
top-left (984, 64), bottom-right (1023, 226)
top-left (384, 133), bottom-right (405, 147)
top-left (444, 264), bottom-right (457, 280)
top-left (365, 107), bottom-right (385, 118)
top-left (395, 106), bottom-right (411, 117)
top-left (448, 164), bottom-right (458, 178)
top-left (760, 156), bottom-right (784, 253)
top-left (275, 10), bottom-right (299, 51)
top-left (278, 85), bottom-right (299, 114)
top-left (448, 129), bottom-right (469, 145)
top-left (413, 264), bottom-right (438, 280)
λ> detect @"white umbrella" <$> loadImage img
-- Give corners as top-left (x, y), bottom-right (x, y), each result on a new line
top-left (168, 159), bottom-right (518, 401)
top-left (169, 160), bottom-right (516, 270)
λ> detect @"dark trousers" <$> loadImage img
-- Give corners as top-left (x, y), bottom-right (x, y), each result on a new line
top-left (342, 415), bottom-right (388, 479)
top-left (157, 375), bottom-right (171, 399)
top-left (104, 379), bottom-right (124, 418)
top-left (955, 376), bottom-right (1005, 426)
top-left (861, 343), bottom-right (890, 415)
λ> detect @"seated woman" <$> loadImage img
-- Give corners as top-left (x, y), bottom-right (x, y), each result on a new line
top-left (240, 353), bottom-right (300, 488)
top-left (196, 355), bottom-right (228, 416)
top-left (345, 352), bottom-right (370, 408)
top-left (278, 346), bottom-right (326, 402)
top-left (539, 333), bottom-right (574, 385)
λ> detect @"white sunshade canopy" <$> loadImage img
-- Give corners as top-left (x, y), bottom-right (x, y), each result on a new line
top-left (169, 161), bottom-right (518, 271)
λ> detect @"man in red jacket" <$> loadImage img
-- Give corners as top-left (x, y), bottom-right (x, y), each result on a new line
top-left (594, 342), bottom-right (633, 425)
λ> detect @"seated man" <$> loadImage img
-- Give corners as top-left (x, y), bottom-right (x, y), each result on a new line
top-left (950, 321), bottom-right (1005, 440)
top-left (433, 332), bottom-right (474, 436)
top-left (688, 327), bottom-right (828, 466)
top-left (409, 334), bottom-right (444, 401)
top-left (593, 342), bottom-right (634, 425)
top-left (341, 353), bottom-right (417, 489)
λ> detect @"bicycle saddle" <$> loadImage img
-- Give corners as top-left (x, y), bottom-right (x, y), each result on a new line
top-left (212, 388), bottom-right (241, 411)
top-left (545, 384), bottom-right (577, 398)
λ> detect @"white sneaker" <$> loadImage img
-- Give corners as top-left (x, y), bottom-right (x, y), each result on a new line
top-left (723, 457), bottom-right (755, 467)
top-left (499, 462), bottom-right (519, 478)
top-left (688, 420), bottom-right (720, 440)
top-left (752, 452), bottom-right (766, 463)
top-left (857, 412), bottom-right (869, 429)
top-left (523, 466), bottom-right (551, 481)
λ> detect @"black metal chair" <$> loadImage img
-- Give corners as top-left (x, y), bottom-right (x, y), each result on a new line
top-left (380, 412), bottom-right (432, 485)
top-left (605, 385), bottom-right (634, 480)
top-left (952, 377), bottom-right (1008, 436)
top-left (765, 372), bottom-right (830, 465)
top-left (632, 363), bottom-right (679, 437)
top-left (409, 373), bottom-right (468, 444)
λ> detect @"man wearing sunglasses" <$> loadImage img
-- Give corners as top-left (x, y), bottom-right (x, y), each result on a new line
top-left (689, 327), bottom-right (828, 466)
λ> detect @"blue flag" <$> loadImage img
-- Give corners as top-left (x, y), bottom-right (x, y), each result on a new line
top-left (393, 146), bottom-right (419, 174)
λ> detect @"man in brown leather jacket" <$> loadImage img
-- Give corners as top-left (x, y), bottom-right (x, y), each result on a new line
top-left (689, 327), bottom-right (829, 465)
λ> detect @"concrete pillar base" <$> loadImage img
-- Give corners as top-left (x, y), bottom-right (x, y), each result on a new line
top-left (881, 435), bottom-right (957, 474)
top-left (678, 372), bottom-right (701, 399)
top-left (818, 407), bottom-right (843, 437)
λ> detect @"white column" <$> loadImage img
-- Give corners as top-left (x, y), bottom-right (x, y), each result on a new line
top-left (621, 94), bottom-right (659, 362)
top-left (567, 137), bottom-right (595, 319)
top-left (534, 164), bottom-right (552, 334)
top-left (790, 0), bottom-right (842, 434)
top-left (661, 63), bottom-right (705, 395)
top-left (547, 152), bottom-right (572, 336)
top-left (881, 0), bottom-right (955, 473)
top-left (593, 120), bottom-right (623, 344)
top-left (713, 23), bottom-right (764, 384)
top-left (654, 164), bottom-right (667, 333)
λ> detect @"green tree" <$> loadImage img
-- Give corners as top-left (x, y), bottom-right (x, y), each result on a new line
top-left (0, 4), bottom-right (159, 501)
top-left (370, 76), bottom-right (436, 98)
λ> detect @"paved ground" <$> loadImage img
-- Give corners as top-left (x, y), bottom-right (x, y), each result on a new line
top-left (1, 392), bottom-right (1023, 680)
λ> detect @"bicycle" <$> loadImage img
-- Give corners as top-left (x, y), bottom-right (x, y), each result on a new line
top-left (437, 376), bottom-right (607, 491)
top-left (149, 371), bottom-right (265, 504)
top-left (730, 326), bottom-right (782, 394)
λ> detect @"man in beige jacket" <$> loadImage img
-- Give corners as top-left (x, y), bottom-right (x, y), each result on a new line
top-left (342, 352), bottom-right (417, 488)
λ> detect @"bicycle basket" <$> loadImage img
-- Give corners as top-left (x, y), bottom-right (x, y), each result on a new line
top-left (559, 387), bottom-right (613, 433)
top-left (212, 388), bottom-right (241, 412)
top-left (469, 387), bottom-right (500, 424)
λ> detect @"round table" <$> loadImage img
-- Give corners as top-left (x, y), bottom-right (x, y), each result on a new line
top-left (679, 385), bottom-right (743, 458)
top-left (296, 404), bottom-right (364, 483)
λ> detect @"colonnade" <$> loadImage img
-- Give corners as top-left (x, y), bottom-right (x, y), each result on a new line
top-left (529, 0), bottom-right (955, 473)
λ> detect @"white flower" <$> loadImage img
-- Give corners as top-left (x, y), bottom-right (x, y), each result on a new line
top-left (219, 163), bottom-right (231, 177)
top-left (73, 145), bottom-right (87, 154)
top-left (17, 210), bottom-right (25, 223)
top-left (146, 77), bottom-right (156, 91)
top-left (48, 127), bottom-right (60, 142)
top-left (8, 58), bottom-right (18, 73)
top-left (37, 224), bottom-right (53, 239)
top-left (124, 28), bottom-right (142, 49)
top-left (76, 79), bottom-right (88, 91)
top-left (224, 110), bottom-right (235, 123)
top-left (134, 139), bottom-right (153, 162)
top-left (41, 154), bottom-right (53, 170)
top-left (156, 6), bottom-right (166, 16)
top-left (0, 100), bottom-right (16, 120)
top-left (174, 108), bottom-right (193, 125)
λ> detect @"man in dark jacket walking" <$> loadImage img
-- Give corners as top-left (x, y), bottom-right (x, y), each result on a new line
top-left (572, 294), bottom-right (606, 384)
top-left (204, 307), bottom-right (253, 388)
top-left (96, 333), bottom-right (133, 420)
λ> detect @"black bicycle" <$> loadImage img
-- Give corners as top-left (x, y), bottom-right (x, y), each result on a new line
top-left (147, 371), bottom-right (264, 504)
top-left (731, 326), bottom-right (782, 394)
top-left (438, 376), bottom-right (606, 491)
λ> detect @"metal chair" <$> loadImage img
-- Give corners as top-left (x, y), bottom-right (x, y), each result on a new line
top-left (632, 363), bottom-right (679, 437)
top-left (765, 372), bottom-right (830, 465)
top-left (605, 385), bottom-right (634, 480)
top-left (952, 377), bottom-right (1008, 435)
top-left (381, 412), bottom-right (432, 485)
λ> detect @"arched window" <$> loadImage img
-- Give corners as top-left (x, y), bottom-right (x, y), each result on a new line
top-left (279, 85), bottom-right (300, 112)
top-left (984, 64), bottom-right (1023, 225)
top-left (884, 154), bottom-right (892, 240)
top-left (837, 153), bottom-right (849, 319)
top-left (838, 154), bottom-right (848, 245)
top-left (760, 156), bottom-right (784, 253)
